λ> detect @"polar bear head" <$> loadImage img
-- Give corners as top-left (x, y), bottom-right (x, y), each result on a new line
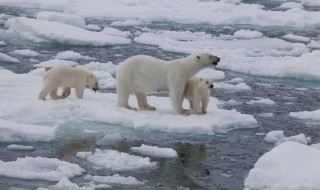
top-left (196, 53), bottom-right (220, 67)
top-left (200, 78), bottom-right (214, 89)
top-left (87, 73), bottom-right (99, 92)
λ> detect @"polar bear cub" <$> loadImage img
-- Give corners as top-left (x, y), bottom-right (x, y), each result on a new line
top-left (38, 65), bottom-right (98, 100)
top-left (184, 77), bottom-right (213, 114)
top-left (116, 53), bottom-right (220, 115)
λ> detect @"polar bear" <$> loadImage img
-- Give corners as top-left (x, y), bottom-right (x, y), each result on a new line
top-left (116, 53), bottom-right (220, 115)
top-left (38, 65), bottom-right (99, 100)
top-left (184, 77), bottom-right (213, 114)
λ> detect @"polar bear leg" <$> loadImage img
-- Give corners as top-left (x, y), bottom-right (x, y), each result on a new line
top-left (188, 100), bottom-right (194, 109)
top-left (134, 92), bottom-right (156, 111)
top-left (75, 85), bottom-right (84, 99)
top-left (201, 96), bottom-right (209, 114)
top-left (38, 82), bottom-right (56, 100)
top-left (117, 87), bottom-right (137, 111)
top-left (62, 87), bottom-right (71, 99)
top-left (192, 99), bottom-right (203, 114)
top-left (49, 88), bottom-right (61, 100)
top-left (169, 84), bottom-right (189, 115)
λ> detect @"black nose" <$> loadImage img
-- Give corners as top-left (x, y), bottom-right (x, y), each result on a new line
top-left (217, 57), bottom-right (220, 62)
top-left (210, 85), bottom-right (213, 88)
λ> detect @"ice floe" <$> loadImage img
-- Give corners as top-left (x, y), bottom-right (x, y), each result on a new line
top-left (0, 157), bottom-right (85, 181)
top-left (246, 98), bottom-right (276, 105)
top-left (85, 174), bottom-right (143, 185)
top-left (289, 109), bottom-right (320, 121)
top-left (279, 2), bottom-right (304, 10)
top-left (264, 130), bottom-right (311, 146)
top-left (0, 41), bottom-right (7, 46)
top-left (10, 49), bottom-right (39, 57)
top-left (37, 11), bottom-right (86, 28)
top-left (233, 29), bottom-right (263, 39)
top-left (244, 141), bottom-right (320, 190)
top-left (110, 20), bottom-right (144, 26)
top-left (34, 59), bottom-right (78, 68)
top-left (196, 68), bottom-right (225, 80)
top-left (5, 17), bottom-right (131, 46)
top-left (85, 24), bottom-right (101, 31)
top-left (0, 52), bottom-right (20, 63)
top-left (282, 33), bottom-right (311, 43)
top-left (55, 51), bottom-right (95, 60)
top-left (215, 82), bottom-right (251, 91)
top-left (7, 144), bottom-right (35, 151)
top-left (130, 144), bottom-right (178, 158)
top-left (76, 149), bottom-right (157, 171)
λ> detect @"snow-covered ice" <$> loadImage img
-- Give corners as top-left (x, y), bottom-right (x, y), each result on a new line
top-left (85, 174), bottom-right (143, 185)
top-left (233, 30), bottom-right (263, 39)
top-left (110, 20), bottom-right (144, 26)
top-left (247, 98), bottom-right (276, 105)
top-left (76, 149), bottom-right (157, 171)
top-left (0, 157), bottom-right (85, 181)
top-left (130, 144), bottom-right (178, 158)
top-left (264, 130), bottom-right (311, 146)
top-left (34, 59), bottom-right (78, 68)
top-left (37, 11), bottom-right (86, 28)
top-left (85, 24), bottom-right (101, 31)
top-left (215, 82), bottom-right (251, 91)
top-left (10, 49), bottom-right (39, 57)
top-left (282, 34), bottom-right (311, 43)
top-left (279, 2), bottom-right (304, 10)
top-left (244, 141), bottom-right (320, 190)
top-left (0, 41), bottom-right (7, 46)
top-left (289, 109), bottom-right (320, 121)
top-left (55, 51), bottom-right (95, 60)
top-left (7, 144), bottom-right (35, 151)
top-left (0, 52), bottom-right (20, 63)
top-left (5, 17), bottom-right (131, 46)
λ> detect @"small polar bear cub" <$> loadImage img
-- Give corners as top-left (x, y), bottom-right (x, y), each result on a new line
top-left (184, 77), bottom-right (213, 114)
top-left (38, 65), bottom-right (99, 100)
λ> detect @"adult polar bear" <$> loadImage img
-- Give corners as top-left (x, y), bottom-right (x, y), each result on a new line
top-left (116, 53), bottom-right (220, 115)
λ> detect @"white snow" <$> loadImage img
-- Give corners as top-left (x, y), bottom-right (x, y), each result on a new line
top-left (289, 109), bottom-right (320, 121)
top-left (301, 0), bottom-right (320, 6)
top-left (76, 149), bottom-right (157, 171)
top-left (233, 29), bottom-right (263, 39)
top-left (0, 157), bottom-right (85, 181)
top-left (102, 27), bottom-right (131, 37)
top-left (85, 174), bottom-right (143, 185)
top-left (215, 82), bottom-right (251, 91)
top-left (55, 51), bottom-right (95, 60)
top-left (0, 119), bottom-right (57, 143)
top-left (5, 17), bottom-right (131, 46)
top-left (37, 11), bottom-right (86, 28)
top-left (264, 130), bottom-right (311, 146)
top-left (110, 20), bottom-right (144, 26)
top-left (40, 178), bottom-right (97, 190)
top-left (7, 144), bottom-right (35, 151)
top-left (282, 33), bottom-right (311, 43)
top-left (246, 98), bottom-right (276, 105)
top-left (308, 40), bottom-right (320, 49)
top-left (85, 24), bottom-right (101, 31)
top-left (227, 78), bottom-right (244, 84)
top-left (0, 52), bottom-right (20, 63)
top-left (34, 59), bottom-right (78, 68)
top-left (130, 144), bottom-right (178, 158)
top-left (279, 2), bottom-right (304, 10)
top-left (244, 141), bottom-right (320, 190)
top-left (196, 68), bottom-right (225, 80)
top-left (310, 143), bottom-right (320, 150)
top-left (10, 49), bottom-right (39, 57)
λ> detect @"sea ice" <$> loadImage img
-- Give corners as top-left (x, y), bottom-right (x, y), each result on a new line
top-left (34, 59), bottom-right (78, 68)
top-left (0, 157), bottom-right (85, 181)
top-left (7, 144), bottom-right (35, 151)
top-left (85, 24), bottom-right (101, 31)
top-left (0, 41), bottom-right (6, 46)
top-left (264, 130), bottom-right (311, 146)
top-left (37, 11), bottom-right (86, 28)
top-left (0, 52), bottom-right (20, 63)
top-left (85, 174), bottom-right (143, 185)
top-left (76, 149), bottom-right (157, 171)
top-left (279, 2), bottom-right (304, 10)
top-left (244, 141), bottom-right (320, 190)
top-left (246, 98), bottom-right (276, 105)
top-left (233, 29), bottom-right (263, 39)
top-left (289, 109), bottom-right (320, 121)
top-left (130, 144), bottom-right (178, 158)
top-left (215, 82), bottom-right (251, 91)
top-left (110, 20), bottom-right (144, 26)
top-left (55, 51), bottom-right (95, 60)
top-left (10, 49), bottom-right (39, 57)
top-left (196, 68), bottom-right (226, 80)
top-left (282, 33), bottom-right (311, 43)
top-left (5, 17), bottom-right (131, 46)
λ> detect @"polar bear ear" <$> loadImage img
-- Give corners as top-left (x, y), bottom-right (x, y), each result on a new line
top-left (197, 55), bottom-right (200, 60)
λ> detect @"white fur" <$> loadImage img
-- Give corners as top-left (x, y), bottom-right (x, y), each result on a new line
top-left (38, 65), bottom-right (98, 100)
top-left (184, 77), bottom-right (213, 114)
top-left (116, 53), bottom-right (219, 115)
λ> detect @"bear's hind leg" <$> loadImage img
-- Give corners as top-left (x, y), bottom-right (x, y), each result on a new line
top-left (117, 87), bottom-right (137, 111)
top-left (61, 87), bottom-right (71, 99)
top-left (49, 88), bottom-right (61, 100)
top-left (135, 92), bottom-right (156, 111)
top-left (38, 85), bottom-right (54, 100)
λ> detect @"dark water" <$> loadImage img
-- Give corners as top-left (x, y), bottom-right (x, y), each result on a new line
top-left (1, 4), bottom-right (320, 190)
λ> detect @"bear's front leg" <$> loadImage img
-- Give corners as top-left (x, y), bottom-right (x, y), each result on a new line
top-left (201, 95), bottom-right (210, 114)
top-left (169, 84), bottom-right (189, 115)
top-left (75, 85), bottom-right (85, 99)
top-left (192, 99), bottom-right (203, 115)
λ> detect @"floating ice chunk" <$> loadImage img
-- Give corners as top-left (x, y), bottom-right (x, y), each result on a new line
top-left (279, 2), bottom-right (304, 10)
top-left (37, 11), bottom-right (86, 28)
top-left (76, 149), bottom-right (157, 171)
top-left (0, 41), bottom-right (6, 46)
top-left (85, 24), bottom-right (101, 31)
top-left (0, 52), bottom-right (19, 63)
top-left (215, 82), bottom-right (251, 91)
top-left (282, 33), bottom-right (311, 43)
top-left (102, 27), bottom-right (131, 37)
top-left (0, 157), bottom-right (85, 181)
top-left (264, 130), bottom-right (311, 146)
top-left (7, 144), bottom-right (35, 151)
top-left (10, 49), bottom-right (39, 57)
top-left (34, 59), bottom-right (78, 68)
top-left (258, 113), bottom-right (273, 118)
top-left (227, 78), bottom-right (244, 84)
top-left (244, 141), bottom-right (320, 190)
top-left (301, 0), bottom-right (320, 6)
top-left (111, 20), bottom-right (144, 26)
top-left (96, 133), bottom-right (124, 145)
top-left (233, 29), bottom-right (263, 39)
top-left (219, 99), bottom-right (243, 106)
top-left (247, 98), bottom-right (276, 105)
top-left (40, 178), bottom-right (95, 190)
top-left (130, 144), bottom-right (178, 158)
top-left (307, 40), bottom-right (320, 49)
top-left (0, 119), bottom-right (57, 142)
top-left (85, 174), bottom-right (143, 185)
top-left (5, 17), bottom-right (131, 46)
top-left (196, 69), bottom-right (225, 80)
top-left (55, 51), bottom-right (95, 60)
top-left (289, 109), bottom-right (320, 121)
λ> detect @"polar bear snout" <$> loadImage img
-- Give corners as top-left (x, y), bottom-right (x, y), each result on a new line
top-left (212, 57), bottom-right (220, 65)
top-left (209, 84), bottom-right (213, 89)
